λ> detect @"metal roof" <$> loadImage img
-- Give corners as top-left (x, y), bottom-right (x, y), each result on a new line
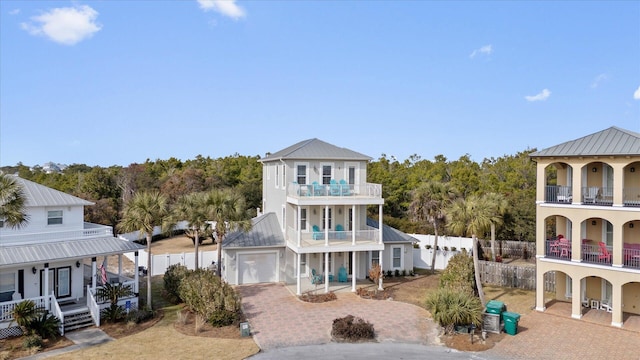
top-left (223, 213), bottom-right (285, 248)
top-left (260, 138), bottom-right (372, 162)
top-left (530, 126), bottom-right (640, 158)
top-left (0, 237), bottom-right (145, 267)
top-left (367, 218), bottom-right (417, 243)
top-left (11, 175), bottom-right (94, 207)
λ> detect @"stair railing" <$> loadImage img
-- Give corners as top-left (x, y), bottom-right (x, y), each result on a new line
top-left (49, 292), bottom-right (65, 336)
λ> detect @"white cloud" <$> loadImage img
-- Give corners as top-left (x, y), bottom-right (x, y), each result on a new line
top-left (197, 0), bottom-right (245, 19)
top-left (469, 44), bottom-right (493, 58)
top-left (525, 89), bottom-right (551, 102)
top-left (634, 86), bottom-right (640, 100)
top-left (9, 9), bottom-right (20, 15)
top-left (590, 73), bottom-right (608, 89)
top-left (21, 5), bottom-right (101, 46)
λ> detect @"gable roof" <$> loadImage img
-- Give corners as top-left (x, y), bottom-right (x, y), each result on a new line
top-left (260, 138), bottom-right (372, 162)
top-left (223, 212), bottom-right (285, 248)
top-left (12, 175), bottom-right (94, 207)
top-left (367, 218), bottom-right (417, 243)
top-left (530, 126), bottom-right (640, 158)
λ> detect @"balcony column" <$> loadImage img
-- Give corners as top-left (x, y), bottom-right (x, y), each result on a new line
top-left (352, 205), bottom-right (356, 245)
top-left (571, 276), bottom-right (582, 319)
top-left (571, 222), bottom-right (582, 262)
top-left (134, 252), bottom-right (139, 295)
top-left (351, 251), bottom-right (356, 292)
top-left (118, 255), bottom-right (123, 277)
top-left (91, 257), bottom-right (97, 291)
top-left (612, 223), bottom-right (624, 267)
top-left (324, 252), bottom-right (329, 293)
top-left (324, 206), bottom-right (329, 246)
top-left (44, 263), bottom-right (50, 310)
top-left (611, 163), bottom-right (625, 207)
top-left (297, 206), bottom-right (301, 247)
top-left (296, 253), bottom-right (301, 296)
top-left (378, 204), bottom-right (383, 244)
top-left (611, 283), bottom-right (623, 327)
top-left (535, 268), bottom-right (546, 312)
top-left (378, 250), bottom-right (384, 290)
top-left (570, 161), bottom-right (587, 203)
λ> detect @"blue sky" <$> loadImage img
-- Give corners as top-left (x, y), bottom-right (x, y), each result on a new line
top-left (1, 1), bottom-right (639, 167)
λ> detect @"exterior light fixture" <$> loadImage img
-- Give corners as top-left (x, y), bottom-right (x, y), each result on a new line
top-left (32, 267), bottom-right (37, 274)
top-left (592, 167), bottom-right (597, 172)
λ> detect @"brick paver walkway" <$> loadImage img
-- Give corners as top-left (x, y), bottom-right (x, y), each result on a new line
top-left (238, 283), bottom-right (439, 350)
top-left (487, 310), bottom-right (640, 360)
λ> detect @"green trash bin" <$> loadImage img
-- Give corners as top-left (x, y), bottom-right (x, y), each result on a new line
top-left (485, 300), bottom-right (506, 315)
top-left (502, 311), bottom-right (521, 335)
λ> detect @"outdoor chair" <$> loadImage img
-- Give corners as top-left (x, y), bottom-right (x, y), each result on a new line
top-left (597, 242), bottom-right (612, 263)
top-left (311, 268), bottom-right (323, 285)
top-left (339, 179), bottom-right (351, 196)
top-left (312, 225), bottom-right (323, 240)
top-left (312, 181), bottom-right (324, 196)
top-left (584, 186), bottom-right (599, 204)
top-left (335, 224), bottom-right (346, 239)
top-left (559, 238), bottom-right (571, 258)
top-left (557, 186), bottom-right (572, 203)
top-left (329, 179), bottom-right (341, 196)
top-left (338, 266), bottom-right (348, 282)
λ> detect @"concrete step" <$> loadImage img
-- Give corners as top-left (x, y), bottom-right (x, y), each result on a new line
top-left (63, 309), bottom-right (95, 332)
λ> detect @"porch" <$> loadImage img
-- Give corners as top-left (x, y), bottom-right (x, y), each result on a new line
top-left (543, 300), bottom-right (640, 332)
top-left (285, 277), bottom-right (375, 295)
top-left (286, 226), bottom-right (381, 249)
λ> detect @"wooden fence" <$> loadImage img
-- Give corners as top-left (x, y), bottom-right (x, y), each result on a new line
top-left (478, 260), bottom-right (556, 292)
top-left (479, 240), bottom-right (536, 260)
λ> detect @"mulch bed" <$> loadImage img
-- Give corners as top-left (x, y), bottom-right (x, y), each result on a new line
top-left (0, 335), bottom-right (74, 360)
top-left (100, 309), bottom-right (164, 339)
top-left (299, 291), bottom-right (337, 303)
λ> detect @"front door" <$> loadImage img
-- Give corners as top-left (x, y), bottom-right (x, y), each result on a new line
top-left (40, 266), bottom-right (71, 298)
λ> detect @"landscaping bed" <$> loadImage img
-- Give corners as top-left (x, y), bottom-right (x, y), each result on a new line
top-left (299, 291), bottom-right (337, 303)
top-left (0, 335), bottom-right (73, 360)
top-left (173, 308), bottom-right (245, 339)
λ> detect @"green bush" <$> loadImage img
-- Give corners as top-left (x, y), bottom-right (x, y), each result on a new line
top-left (394, 269), bottom-right (400, 277)
top-left (425, 288), bottom-right (482, 334)
top-left (209, 309), bottom-right (238, 327)
top-left (179, 269), bottom-right (242, 328)
top-left (97, 283), bottom-right (133, 323)
top-left (125, 307), bottom-right (155, 324)
top-left (439, 249), bottom-right (475, 294)
top-left (331, 315), bottom-right (375, 342)
top-left (163, 264), bottom-right (190, 304)
top-left (385, 270), bottom-right (392, 278)
top-left (27, 312), bottom-right (60, 340)
top-left (22, 334), bottom-right (43, 350)
top-left (10, 300), bottom-right (38, 331)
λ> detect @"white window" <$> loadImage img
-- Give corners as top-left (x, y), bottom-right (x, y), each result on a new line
top-left (322, 208), bottom-right (332, 230)
top-left (0, 272), bottom-right (16, 301)
top-left (275, 165), bottom-right (279, 189)
top-left (282, 165), bottom-right (286, 188)
top-left (300, 208), bottom-right (307, 231)
top-left (48, 210), bottom-right (63, 225)
top-left (299, 253), bottom-right (307, 275)
top-left (392, 247), bottom-right (402, 268)
top-left (371, 251), bottom-right (380, 267)
top-left (281, 206), bottom-right (286, 231)
top-left (322, 165), bottom-right (332, 185)
top-left (296, 164), bottom-right (307, 185)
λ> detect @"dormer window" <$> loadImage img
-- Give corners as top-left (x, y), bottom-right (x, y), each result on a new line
top-left (47, 210), bottom-right (63, 225)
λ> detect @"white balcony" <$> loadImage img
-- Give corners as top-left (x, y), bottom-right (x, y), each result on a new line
top-left (286, 226), bottom-right (382, 252)
top-left (0, 223), bottom-right (113, 246)
top-left (287, 182), bottom-right (383, 206)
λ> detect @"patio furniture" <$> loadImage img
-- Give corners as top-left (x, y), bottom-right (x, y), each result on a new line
top-left (600, 299), bottom-right (612, 313)
top-left (590, 299), bottom-right (599, 309)
top-left (598, 242), bottom-right (612, 262)
top-left (557, 186), bottom-right (572, 203)
top-left (338, 266), bottom-right (348, 282)
top-left (329, 179), bottom-right (341, 196)
top-left (310, 269), bottom-right (323, 285)
top-left (335, 224), bottom-right (346, 239)
top-left (339, 179), bottom-right (351, 196)
top-left (584, 186), bottom-right (599, 204)
top-left (312, 181), bottom-right (324, 196)
top-left (312, 225), bottom-right (323, 240)
top-left (549, 239), bottom-right (560, 256)
top-left (559, 238), bottom-right (571, 258)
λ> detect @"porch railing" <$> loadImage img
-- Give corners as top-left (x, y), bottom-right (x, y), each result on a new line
top-left (544, 185), bottom-right (573, 203)
top-left (288, 182), bottom-right (382, 199)
top-left (0, 295), bottom-right (48, 322)
top-left (287, 226), bottom-right (380, 246)
top-left (87, 285), bottom-right (101, 327)
top-left (623, 247), bottom-right (640, 269)
top-left (545, 239), bottom-right (571, 260)
top-left (49, 293), bottom-right (65, 336)
top-left (582, 243), bottom-right (612, 265)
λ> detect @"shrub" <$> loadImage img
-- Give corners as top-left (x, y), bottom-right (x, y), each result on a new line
top-left (425, 288), bottom-right (482, 334)
top-left (401, 269), bottom-right (407, 276)
top-left (331, 315), bottom-right (375, 342)
top-left (97, 283), bottom-right (133, 323)
top-left (10, 300), bottom-right (38, 331)
top-left (125, 307), bottom-right (155, 324)
top-left (425, 244), bottom-right (432, 250)
top-left (163, 264), bottom-right (190, 304)
top-left (385, 270), bottom-right (392, 278)
top-left (413, 242), bottom-right (419, 249)
top-left (439, 249), bottom-right (475, 294)
top-left (179, 269), bottom-right (242, 328)
top-left (209, 309), bottom-right (238, 327)
top-left (443, 246), bottom-right (449, 251)
top-left (27, 312), bottom-right (60, 340)
top-left (22, 334), bottom-right (43, 351)
top-left (451, 247), bottom-right (457, 252)
top-left (394, 269), bottom-right (400, 277)
top-left (409, 269), bottom-right (416, 276)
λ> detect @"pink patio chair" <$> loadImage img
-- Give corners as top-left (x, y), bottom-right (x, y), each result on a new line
top-left (597, 242), bottom-right (612, 263)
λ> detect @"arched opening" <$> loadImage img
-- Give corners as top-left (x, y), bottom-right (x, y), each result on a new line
top-left (622, 281), bottom-right (640, 330)
top-left (623, 220), bottom-right (640, 268)
top-left (544, 215), bottom-right (572, 260)
top-left (581, 218), bottom-right (612, 265)
top-left (541, 270), bottom-right (572, 317)
top-left (581, 276), bottom-right (613, 323)
top-left (544, 162), bottom-right (573, 203)
top-left (623, 162), bottom-right (640, 207)
top-left (582, 162), bottom-right (613, 205)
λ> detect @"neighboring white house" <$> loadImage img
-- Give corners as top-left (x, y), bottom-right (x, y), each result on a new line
top-left (0, 176), bottom-right (145, 338)
top-left (221, 139), bottom-right (416, 294)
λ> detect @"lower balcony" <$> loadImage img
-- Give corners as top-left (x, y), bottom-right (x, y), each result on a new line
top-left (286, 226), bottom-right (380, 249)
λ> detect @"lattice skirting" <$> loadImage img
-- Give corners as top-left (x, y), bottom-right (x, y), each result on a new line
top-left (0, 326), bottom-right (23, 339)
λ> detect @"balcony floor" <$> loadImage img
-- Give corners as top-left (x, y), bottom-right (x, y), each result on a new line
top-left (544, 300), bottom-right (640, 332)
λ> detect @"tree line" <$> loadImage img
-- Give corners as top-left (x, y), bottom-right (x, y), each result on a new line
top-left (2, 148), bottom-right (537, 242)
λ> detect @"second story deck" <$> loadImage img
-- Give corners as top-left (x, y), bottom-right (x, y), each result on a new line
top-left (287, 181), bottom-right (383, 205)
top-left (286, 225), bottom-right (383, 253)
top-left (544, 185), bottom-right (640, 207)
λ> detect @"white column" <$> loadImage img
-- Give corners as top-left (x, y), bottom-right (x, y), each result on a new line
top-left (118, 255), bottom-right (123, 277)
top-left (378, 204), bottom-right (383, 244)
top-left (351, 251), bottom-right (357, 292)
top-left (352, 204), bottom-right (356, 245)
top-left (324, 252), bottom-right (329, 293)
top-left (91, 257), bottom-right (97, 290)
top-left (612, 283), bottom-right (623, 327)
top-left (44, 263), bottom-right (50, 310)
top-left (324, 206), bottom-right (329, 246)
top-left (297, 206), bottom-right (302, 247)
top-left (134, 252), bottom-right (139, 294)
top-left (378, 250), bottom-right (383, 290)
top-left (296, 253), bottom-right (301, 296)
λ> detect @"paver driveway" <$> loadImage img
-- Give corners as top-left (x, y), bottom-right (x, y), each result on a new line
top-left (238, 283), bottom-right (440, 350)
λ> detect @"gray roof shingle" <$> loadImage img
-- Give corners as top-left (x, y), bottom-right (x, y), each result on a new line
top-left (530, 126), bottom-right (640, 157)
top-left (260, 138), bottom-right (372, 162)
top-left (223, 213), bottom-right (285, 248)
top-left (0, 237), bottom-right (145, 267)
top-left (11, 175), bottom-right (94, 207)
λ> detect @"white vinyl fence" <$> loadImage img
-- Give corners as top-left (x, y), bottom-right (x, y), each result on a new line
top-left (126, 250), bottom-right (218, 276)
top-left (413, 248), bottom-right (465, 270)
top-left (409, 234), bottom-right (474, 252)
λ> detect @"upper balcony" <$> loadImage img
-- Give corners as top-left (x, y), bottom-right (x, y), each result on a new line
top-left (544, 185), bottom-right (640, 207)
top-left (286, 226), bottom-right (383, 252)
top-left (544, 238), bottom-right (640, 270)
top-left (287, 181), bottom-right (383, 205)
top-left (0, 223), bottom-right (114, 246)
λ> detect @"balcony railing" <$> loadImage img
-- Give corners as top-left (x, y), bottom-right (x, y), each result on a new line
top-left (545, 185), bottom-right (573, 204)
top-left (623, 187), bottom-right (640, 207)
top-left (544, 185), bottom-right (640, 207)
top-left (288, 182), bottom-right (382, 199)
top-left (623, 247), bottom-right (640, 269)
top-left (545, 239), bottom-right (571, 260)
top-left (582, 243), bottom-right (612, 266)
top-left (287, 226), bottom-right (380, 247)
top-left (0, 223), bottom-right (113, 245)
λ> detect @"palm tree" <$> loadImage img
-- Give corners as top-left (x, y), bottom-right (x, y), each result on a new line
top-left (483, 193), bottom-right (508, 261)
top-left (446, 195), bottom-right (492, 307)
top-left (118, 191), bottom-right (169, 308)
top-left (0, 174), bottom-right (29, 229)
top-left (206, 189), bottom-right (252, 277)
top-left (172, 192), bottom-right (210, 270)
top-left (408, 181), bottom-right (456, 274)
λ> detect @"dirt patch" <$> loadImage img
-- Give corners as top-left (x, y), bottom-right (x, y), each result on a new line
top-left (299, 291), bottom-right (337, 303)
top-left (99, 309), bottom-right (164, 339)
top-left (173, 308), bottom-right (244, 339)
top-left (0, 335), bottom-right (74, 360)
top-left (442, 331), bottom-right (506, 352)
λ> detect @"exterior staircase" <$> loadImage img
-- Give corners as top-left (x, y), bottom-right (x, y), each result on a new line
top-left (63, 307), bottom-right (95, 333)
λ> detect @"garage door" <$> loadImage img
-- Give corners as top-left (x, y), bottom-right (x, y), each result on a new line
top-left (238, 253), bottom-right (277, 284)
